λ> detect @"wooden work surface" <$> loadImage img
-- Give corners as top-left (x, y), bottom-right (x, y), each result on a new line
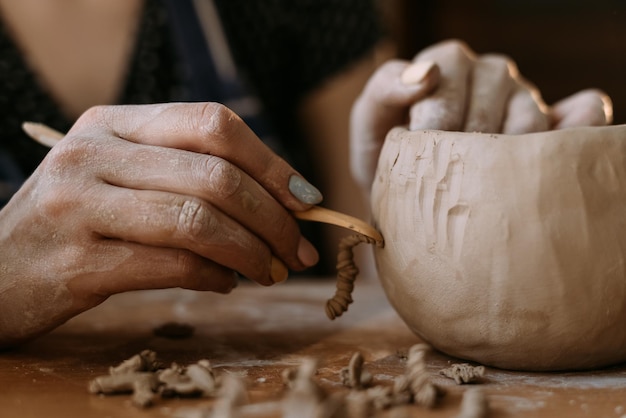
top-left (1, 278), bottom-right (626, 417)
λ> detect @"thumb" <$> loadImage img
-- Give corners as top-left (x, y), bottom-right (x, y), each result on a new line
top-left (350, 59), bottom-right (439, 192)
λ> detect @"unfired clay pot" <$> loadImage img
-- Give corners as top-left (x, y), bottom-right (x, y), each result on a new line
top-left (371, 125), bottom-right (626, 371)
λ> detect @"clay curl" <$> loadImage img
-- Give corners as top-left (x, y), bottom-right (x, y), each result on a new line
top-left (325, 233), bottom-right (383, 320)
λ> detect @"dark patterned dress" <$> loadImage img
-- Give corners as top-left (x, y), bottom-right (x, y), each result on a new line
top-left (0, 0), bottom-right (383, 271)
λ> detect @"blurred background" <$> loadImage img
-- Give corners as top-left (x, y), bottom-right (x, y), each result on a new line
top-left (379, 0), bottom-right (626, 124)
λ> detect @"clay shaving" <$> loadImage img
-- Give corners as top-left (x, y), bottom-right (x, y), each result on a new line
top-left (398, 344), bottom-right (442, 408)
top-left (108, 349), bottom-right (162, 375)
top-left (282, 358), bottom-right (339, 418)
top-left (89, 346), bottom-right (491, 417)
top-left (209, 374), bottom-right (248, 418)
top-left (440, 363), bottom-right (486, 384)
top-left (159, 360), bottom-right (219, 398)
top-left (168, 375), bottom-right (247, 418)
top-left (326, 233), bottom-right (382, 320)
top-left (455, 388), bottom-right (488, 418)
top-left (89, 372), bottom-right (159, 407)
top-left (88, 351), bottom-right (222, 408)
top-left (340, 351), bottom-right (372, 390)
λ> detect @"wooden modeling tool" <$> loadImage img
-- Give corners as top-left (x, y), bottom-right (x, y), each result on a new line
top-left (293, 206), bottom-right (383, 244)
top-left (21, 122), bottom-right (64, 148)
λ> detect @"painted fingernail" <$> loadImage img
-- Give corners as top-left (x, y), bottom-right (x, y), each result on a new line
top-left (270, 256), bottom-right (289, 283)
top-left (297, 237), bottom-right (319, 267)
top-left (401, 60), bottom-right (436, 85)
top-left (289, 175), bottom-right (323, 205)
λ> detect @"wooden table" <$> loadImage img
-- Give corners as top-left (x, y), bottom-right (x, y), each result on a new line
top-left (1, 278), bottom-right (625, 417)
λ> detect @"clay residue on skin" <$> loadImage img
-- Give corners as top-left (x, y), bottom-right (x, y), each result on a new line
top-left (206, 157), bottom-right (242, 200)
top-left (0, 272), bottom-right (74, 345)
top-left (239, 190), bottom-right (261, 212)
top-left (0, 231), bottom-right (134, 346)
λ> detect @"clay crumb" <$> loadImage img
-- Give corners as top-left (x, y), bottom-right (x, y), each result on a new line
top-left (455, 388), bottom-right (488, 418)
top-left (153, 322), bottom-right (195, 339)
top-left (340, 352), bottom-right (372, 390)
top-left (210, 374), bottom-right (248, 418)
top-left (109, 349), bottom-right (162, 375)
top-left (343, 390), bottom-right (374, 418)
top-left (394, 343), bottom-right (443, 408)
top-left (326, 234), bottom-right (382, 320)
top-left (283, 358), bottom-right (325, 401)
top-left (90, 350), bottom-right (164, 407)
top-left (282, 358), bottom-right (334, 418)
top-left (440, 363), bottom-right (486, 385)
top-left (281, 367), bottom-right (298, 388)
top-left (89, 351), bottom-right (222, 409)
top-left (88, 372), bottom-right (159, 408)
top-left (159, 360), bottom-right (219, 398)
top-left (161, 375), bottom-right (246, 418)
top-left (363, 385), bottom-right (394, 410)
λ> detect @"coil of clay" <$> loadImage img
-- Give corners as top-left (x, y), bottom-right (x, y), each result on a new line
top-left (326, 234), bottom-right (381, 320)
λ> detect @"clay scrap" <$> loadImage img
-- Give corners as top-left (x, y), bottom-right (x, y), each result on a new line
top-left (340, 351), bottom-right (373, 389)
top-left (456, 388), bottom-right (489, 418)
top-left (88, 351), bottom-right (222, 408)
top-left (89, 345), bottom-right (490, 417)
top-left (440, 363), bottom-right (486, 385)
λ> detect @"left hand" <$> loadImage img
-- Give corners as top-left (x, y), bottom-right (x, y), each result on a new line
top-left (0, 102), bottom-right (320, 348)
top-left (350, 39), bottom-right (613, 193)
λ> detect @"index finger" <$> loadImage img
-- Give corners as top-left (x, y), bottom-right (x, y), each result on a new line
top-left (408, 40), bottom-right (474, 131)
top-left (69, 102), bottom-right (323, 211)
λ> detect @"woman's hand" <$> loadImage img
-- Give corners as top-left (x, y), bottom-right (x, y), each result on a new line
top-left (350, 39), bottom-right (613, 193)
top-left (0, 102), bottom-right (321, 347)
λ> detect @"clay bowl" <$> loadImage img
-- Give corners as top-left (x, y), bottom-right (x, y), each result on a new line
top-left (370, 125), bottom-right (626, 371)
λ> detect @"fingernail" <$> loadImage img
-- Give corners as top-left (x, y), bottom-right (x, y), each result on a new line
top-left (270, 256), bottom-right (288, 283)
top-left (401, 60), bottom-right (436, 85)
top-left (297, 237), bottom-right (319, 267)
top-left (289, 175), bottom-right (323, 205)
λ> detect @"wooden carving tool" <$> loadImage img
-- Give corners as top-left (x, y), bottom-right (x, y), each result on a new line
top-left (293, 206), bottom-right (383, 244)
top-left (21, 122), bottom-right (64, 147)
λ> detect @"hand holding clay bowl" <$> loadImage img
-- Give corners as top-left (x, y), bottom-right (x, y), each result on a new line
top-left (371, 125), bottom-right (626, 371)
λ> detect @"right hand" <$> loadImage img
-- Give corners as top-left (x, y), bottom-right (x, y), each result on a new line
top-left (0, 102), bottom-right (321, 346)
top-left (350, 39), bottom-right (613, 194)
